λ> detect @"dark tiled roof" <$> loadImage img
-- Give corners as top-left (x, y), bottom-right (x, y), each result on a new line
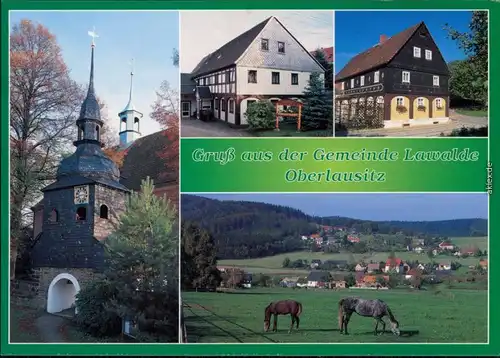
top-left (335, 22), bottom-right (423, 81)
top-left (197, 86), bottom-right (212, 99)
top-left (42, 174), bottom-right (128, 192)
top-left (307, 271), bottom-right (330, 281)
top-left (120, 130), bottom-right (177, 191)
top-left (181, 73), bottom-right (196, 95)
top-left (191, 17), bottom-right (272, 77)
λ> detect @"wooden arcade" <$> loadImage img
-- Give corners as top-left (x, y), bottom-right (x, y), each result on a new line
top-left (274, 99), bottom-right (303, 132)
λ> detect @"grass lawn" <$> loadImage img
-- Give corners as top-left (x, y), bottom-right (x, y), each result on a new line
top-left (249, 122), bottom-right (331, 137)
top-left (454, 108), bottom-right (488, 117)
top-left (183, 287), bottom-right (487, 343)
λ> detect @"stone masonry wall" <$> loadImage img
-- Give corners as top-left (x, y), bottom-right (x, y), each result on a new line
top-left (94, 185), bottom-right (127, 241)
top-left (12, 267), bottom-right (100, 310)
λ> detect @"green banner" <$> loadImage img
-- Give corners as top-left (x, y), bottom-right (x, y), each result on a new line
top-left (181, 138), bottom-right (488, 192)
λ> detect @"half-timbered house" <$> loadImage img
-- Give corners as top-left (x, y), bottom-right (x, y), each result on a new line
top-left (335, 22), bottom-right (450, 128)
top-left (181, 16), bottom-right (326, 126)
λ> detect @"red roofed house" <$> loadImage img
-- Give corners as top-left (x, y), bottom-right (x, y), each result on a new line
top-left (335, 22), bottom-right (450, 128)
top-left (347, 235), bottom-right (360, 243)
top-left (439, 241), bottom-right (455, 250)
top-left (384, 258), bottom-right (404, 273)
top-left (311, 46), bottom-right (334, 64)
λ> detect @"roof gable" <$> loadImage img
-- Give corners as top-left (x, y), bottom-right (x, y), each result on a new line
top-left (236, 17), bottom-right (325, 73)
top-left (335, 22), bottom-right (422, 81)
top-left (191, 17), bottom-right (272, 77)
top-left (120, 130), bottom-right (177, 191)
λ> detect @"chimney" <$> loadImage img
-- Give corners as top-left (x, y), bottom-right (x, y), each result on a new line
top-left (380, 34), bottom-right (388, 44)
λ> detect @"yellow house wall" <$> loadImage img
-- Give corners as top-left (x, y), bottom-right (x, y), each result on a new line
top-left (413, 97), bottom-right (430, 120)
top-left (390, 96), bottom-right (410, 121)
top-left (432, 98), bottom-right (446, 118)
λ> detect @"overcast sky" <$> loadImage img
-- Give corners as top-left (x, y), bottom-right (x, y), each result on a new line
top-left (180, 10), bottom-right (334, 73)
top-left (195, 193), bottom-right (488, 221)
top-left (10, 11), bottom-right (179, 138)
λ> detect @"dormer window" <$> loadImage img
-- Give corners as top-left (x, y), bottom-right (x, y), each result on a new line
top-left (425, 50), bottom-right (432, 60)
top-left (261, 39), bottom-right (269, 51)
top-left (278, 41), bottom-right (285, 53)
top-left (350, 78), bottom-right (354, 88)
top-left (413, 46), bottom-right (421, 58)
top-left (360, 75), bottom-right (365, 86)
top-left (374, 71), bottom-right (380, 83)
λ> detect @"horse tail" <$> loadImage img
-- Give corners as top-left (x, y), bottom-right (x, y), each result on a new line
top-left (338, 298), bottom-right (344, 330)
top-left (296, 302), bottom-right (303, 317)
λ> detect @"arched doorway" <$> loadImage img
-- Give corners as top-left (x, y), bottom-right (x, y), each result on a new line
top-left (47, 273), bottom-right (81, 314)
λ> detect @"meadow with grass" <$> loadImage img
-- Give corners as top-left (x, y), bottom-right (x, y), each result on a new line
top-left (183, 287), bottom-right (487, 343)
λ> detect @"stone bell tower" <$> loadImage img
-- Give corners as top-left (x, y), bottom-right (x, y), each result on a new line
top-left (30, 29), bottom-right (130, 314)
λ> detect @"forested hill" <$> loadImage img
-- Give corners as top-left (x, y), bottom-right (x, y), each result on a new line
top-left (181, 195), bottom-right (487, 259)
top-left (181, 195), bottom-right (318, 259)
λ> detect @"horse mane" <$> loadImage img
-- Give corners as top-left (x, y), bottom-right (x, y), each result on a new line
top-left (386, 306), bottom-right (398, 325)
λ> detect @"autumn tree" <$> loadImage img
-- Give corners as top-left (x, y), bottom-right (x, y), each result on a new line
top-left (97, 98), bottom-right (126, 168)
top-left (150, 49), bottom-right (179, 174)
top-left (10, 19), bottom-right (83, 277)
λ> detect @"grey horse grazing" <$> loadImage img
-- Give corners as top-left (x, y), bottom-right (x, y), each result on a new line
top-left (338, 297), bottom-right (400, 336)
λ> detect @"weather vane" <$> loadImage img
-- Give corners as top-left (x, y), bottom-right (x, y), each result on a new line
top-left (88, 26), bottom-right (99, 47)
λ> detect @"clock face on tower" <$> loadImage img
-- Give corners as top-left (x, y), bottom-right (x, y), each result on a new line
top-left (74, 185), bottom-right (89, 204)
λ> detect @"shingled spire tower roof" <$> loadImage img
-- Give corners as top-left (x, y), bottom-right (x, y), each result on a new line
top-left (45, 33), bottom-right (128, 192)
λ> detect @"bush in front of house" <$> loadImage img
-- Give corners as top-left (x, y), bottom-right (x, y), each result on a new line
top-left (443, 126), bottom-right (488, 137)
top-left (245, 100), bottom-right (275, 130)
top-left (74, 279), bottom-right (122, 337)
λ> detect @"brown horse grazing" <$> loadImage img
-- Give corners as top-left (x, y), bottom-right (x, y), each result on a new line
top-left (264, 300), bottom-right (302, 333)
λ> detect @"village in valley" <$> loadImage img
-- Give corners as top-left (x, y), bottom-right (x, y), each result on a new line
top-left (181, 193), bottom-right (488, 343)
top-left (217, 224), bottom-right (488, 292)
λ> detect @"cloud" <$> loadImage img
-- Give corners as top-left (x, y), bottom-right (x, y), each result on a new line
top-left (180, 10), bottom-right (334, 72)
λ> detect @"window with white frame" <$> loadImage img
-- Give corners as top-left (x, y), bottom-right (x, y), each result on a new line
top-left (417, 97), bottom-right (424, 106)
top-left (341, 82), bottom-right (345, 90)
top-left (425, 50), bottom-right (432, 60)
top-left (433, 75), bottom-right (439, 86)
top-left (413, 47), bottom-right (421, 58)
top-left (360, 75), bottom-right (365, 86)
top-left (436, 98), bottom-right (443, 109)
top-left (396, 97), bottom-right (404, 107)
top-left (350, 78), bottom-right (354, 88)
top-left (374, 71), bottom-right (380, 83)
top-left (402, 71), bottom-right (410, 83)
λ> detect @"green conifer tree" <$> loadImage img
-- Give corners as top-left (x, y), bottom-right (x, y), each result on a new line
top-left (301, 72), bottom-right (333, 130)
top-left (104, 176), bottom-right (179, 342)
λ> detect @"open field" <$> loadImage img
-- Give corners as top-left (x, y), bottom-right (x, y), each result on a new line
top-left (183, 287), bottom-right (487, 343)
top-left (219, 237), bottom-right (487, 275)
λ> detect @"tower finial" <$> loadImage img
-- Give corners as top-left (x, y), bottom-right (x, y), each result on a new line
top-left (88, 26), bottom-right (99, 47)
top-left (128, 58), bottom-right (134, 104)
